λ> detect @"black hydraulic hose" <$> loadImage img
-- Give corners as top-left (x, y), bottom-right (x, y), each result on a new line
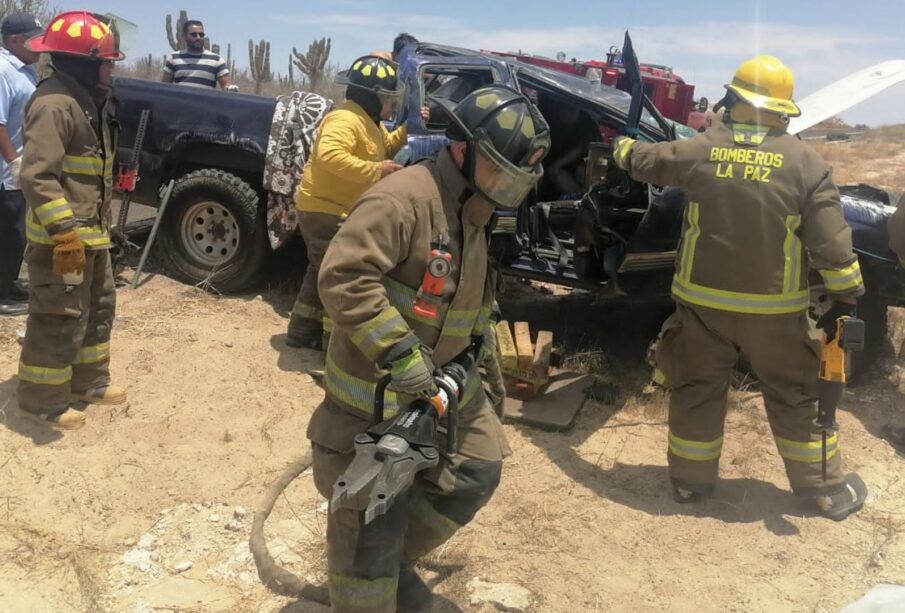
top-left (248, 451), bottom-right (330, 604)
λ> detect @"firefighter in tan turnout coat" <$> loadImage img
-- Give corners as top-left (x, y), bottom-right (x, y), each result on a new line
top-left (17, 11), bottom-right (127, 430)
top-left (308, 85), bottom-right (549, 612)
top-left (613, 55), bottom-right (868, 520)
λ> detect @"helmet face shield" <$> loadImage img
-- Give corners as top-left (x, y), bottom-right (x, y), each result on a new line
top-left (472, 135), bottom-right (545, 210)
top-left (375, 84), bottom-right (406, 114)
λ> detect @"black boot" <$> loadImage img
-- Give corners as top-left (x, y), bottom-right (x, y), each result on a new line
top-left (397, 564), bottom-right (433, 613)
top-left (286, 315), bottom-right (323, 350)
top-left (815, 473), bottom-right (868, 521)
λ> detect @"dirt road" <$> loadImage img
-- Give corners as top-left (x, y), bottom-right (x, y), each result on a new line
top-left (1, 270), bottom-right (904, 612)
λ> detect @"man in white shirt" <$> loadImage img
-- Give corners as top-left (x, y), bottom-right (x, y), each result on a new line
top-left (0, 12), bottom-right (40, 316)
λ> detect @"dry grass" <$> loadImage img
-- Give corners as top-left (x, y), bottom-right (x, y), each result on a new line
top-left (808, 125), bottom-right (905, 192)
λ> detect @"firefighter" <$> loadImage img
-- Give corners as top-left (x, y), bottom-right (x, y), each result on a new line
top-left (612, 55), bottom-right (867, 520)
top-left (16, 11), bottom-right (126, 430)
top-left (309, 85), bottom-right (548, 611)
top-left (286, 55), bottom-right (415, 350)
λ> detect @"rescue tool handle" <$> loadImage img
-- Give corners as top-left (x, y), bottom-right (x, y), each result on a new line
top-left (373, 374), bottom-right (393, 425)
top-left (436, 376), bottom-right (459, 455)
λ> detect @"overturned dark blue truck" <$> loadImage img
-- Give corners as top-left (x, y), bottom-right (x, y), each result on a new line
top-left (113, 42), bottom-right (905, 367)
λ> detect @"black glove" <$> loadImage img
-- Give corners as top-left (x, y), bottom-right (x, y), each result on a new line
top-left (816, 301), bottom-right (857, 341)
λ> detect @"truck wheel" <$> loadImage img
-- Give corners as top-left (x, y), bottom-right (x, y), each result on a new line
top-left (157, 169), bottom-right (268, 293)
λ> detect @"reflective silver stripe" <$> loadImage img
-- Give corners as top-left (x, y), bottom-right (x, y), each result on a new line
top-left (672, 276), bottom-right (809, 315)
top-left (776, 435), bottom-right (838, 463)
top-left (382, 277), bottom-right (447, 328)
top-left (668, 431), bottom-right (723, 461)
top-left (18, 361), bottom-right (72, 385)
top-left (325, 352), bottom-right (400, 415)
top-left (74, 342), bottom-right (110, 365)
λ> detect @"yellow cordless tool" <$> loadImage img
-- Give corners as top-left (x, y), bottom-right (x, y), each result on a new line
top-left (817, 316), bottom-right (865, 481)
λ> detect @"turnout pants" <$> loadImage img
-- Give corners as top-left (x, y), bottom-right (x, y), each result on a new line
top-left (288, 211), bottom-right (342, 341)
top-left (657, 302), bottom-right (844, 496)
top-left (308, 396), bottom-right (509, 613)
top-left (18, 247), bottom-right (115, 414)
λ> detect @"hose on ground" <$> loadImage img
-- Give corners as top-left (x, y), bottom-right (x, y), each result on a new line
top-left (248, 452), bottom-right (331, 605)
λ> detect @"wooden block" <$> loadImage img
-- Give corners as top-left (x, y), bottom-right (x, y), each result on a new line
top-left (496, 320), bottom-right (517, 375)
top-left (503, 369), bottom-right (595, 430)
top-left (532, 330), bottom-right (553, 381)
top-left (513, 321), bottom-right (534, 371)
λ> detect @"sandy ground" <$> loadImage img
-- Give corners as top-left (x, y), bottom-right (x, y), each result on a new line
top-left (1, 125), bottom-right (905, 612)
top-left (0, 271), bottom-right (904, 613)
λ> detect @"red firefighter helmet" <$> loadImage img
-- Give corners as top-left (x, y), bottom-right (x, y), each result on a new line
top-left (26, 11), bottom-right (125, 61)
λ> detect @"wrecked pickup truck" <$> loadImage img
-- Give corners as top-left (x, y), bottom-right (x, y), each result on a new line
top-left (114, 43), bottom-right (905, 368)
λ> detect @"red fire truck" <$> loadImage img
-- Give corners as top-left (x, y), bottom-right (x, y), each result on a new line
top-left (487, 46), bottom-right (699, 125)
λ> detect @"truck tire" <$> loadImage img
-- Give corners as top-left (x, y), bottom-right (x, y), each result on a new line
top-left (157, 169), bottom-right (268, 293)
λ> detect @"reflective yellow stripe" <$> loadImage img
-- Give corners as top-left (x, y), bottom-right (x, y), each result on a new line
top-left (329, 574), bottom-right (397, 610)
top-left (668, 431), bottom-right (723, 461)
top-left (62, 154), bottom-right (104, 176)
top-left (381, 277), bottom-right (481, 339)
top-left (382, 276), bottom-right (447, 328)
top-left (819, 261), bottom-right (864, 293)
top-left (325, 353), bottom-right (482, 416)
top-left (26, 216), bottom-right (110, 247)
top-left (672, 276), bottom-right (809, 315)
top-left (731, 123), bottom-right (768, 145)
top-left (782, 215), bottom-right (803, 294)
top-left (18, 361), bottom-right (72, 385)
top-left (471, 305), bottom-right (493, 335)
top-left (323, 315), bottom-right (334, 333)
top-left (678, 201), bottom-right (700, 283)
top-left (325, 352), bottom-right (401, 416)
top-left (441, 307), bottom-right (481, 338)
top-left (775, 434), bottom-right (838, 463)
top-left (351, 306), bottom-right (411, 361)
top-left (291, 301), bottom-right (322, 321)
top-left (612, 136), bottom-right (635, 169)
top-left (34, 198), bottom-right (74, 225)
top-left (73, 342), bottom-right (110, 365)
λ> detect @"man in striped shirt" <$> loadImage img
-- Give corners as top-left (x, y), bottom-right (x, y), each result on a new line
top-left (162, 20), bottom-right (232, 89)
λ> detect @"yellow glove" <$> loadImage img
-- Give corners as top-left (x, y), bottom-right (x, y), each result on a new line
top-left (51, 229), bottom-right (86, 278)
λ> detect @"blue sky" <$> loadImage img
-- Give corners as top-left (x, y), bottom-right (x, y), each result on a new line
top-left (59, 0), bottom-right (905, 126)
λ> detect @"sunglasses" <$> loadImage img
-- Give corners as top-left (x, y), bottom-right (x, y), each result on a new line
top-left (187, 32), bottom-right (206, 38)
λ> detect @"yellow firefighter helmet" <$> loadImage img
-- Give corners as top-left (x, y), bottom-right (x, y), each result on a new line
top-left (725, 55), bottom-right (801, 118)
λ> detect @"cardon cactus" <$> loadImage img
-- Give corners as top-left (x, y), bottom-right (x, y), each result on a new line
top-left (249, 39), bottom-right (273, 95)
top-left (292, 37), bottom-right (331, 92)
top-left (164, 10), bottom-right (188, 51)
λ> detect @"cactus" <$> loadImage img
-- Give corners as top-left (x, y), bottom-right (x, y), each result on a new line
top-left (164, 10), bottom-right (188, 51)
top-left (248, 39), bottom-right (273, 95)
top-left (224, 43), bottom-right (236, 75)
top-left (292, 37), bottom-right (331, 92)
top-left (279, 55), bottom-right (298, 90)
top-left (166, 9), bottom-right (215, 53)
top-left (140, 53), bottom-right (154, 79)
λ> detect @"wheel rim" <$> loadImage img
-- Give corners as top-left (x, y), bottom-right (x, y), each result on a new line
top-left (179, 201), bottom-right (240, 267)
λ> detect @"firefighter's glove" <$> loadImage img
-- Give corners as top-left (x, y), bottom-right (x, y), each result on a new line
top-left (51, 230), bottom-right (86, 278)
top-left (816, 301), bottom-right (857, 342)
top-left (389, 345), bottom-right (438, 397)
